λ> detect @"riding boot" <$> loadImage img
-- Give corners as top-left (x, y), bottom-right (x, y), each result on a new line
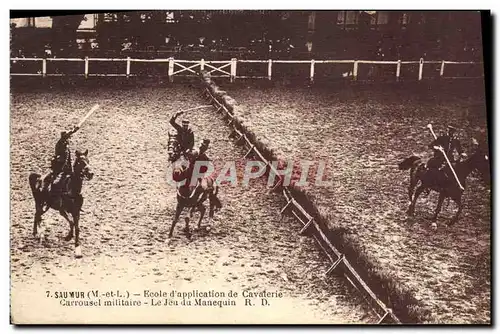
top-left (52, 172), bottom-right (65, 206)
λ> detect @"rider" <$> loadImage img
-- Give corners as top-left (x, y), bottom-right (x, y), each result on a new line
top-left (170, 110), bottom-right (195, 155)
top-left (43, 125), bottom-right (80, 194)
top-left (426, 125), bottom-right (463, 183)
top-left (187, 139), bottom-right (222, 210)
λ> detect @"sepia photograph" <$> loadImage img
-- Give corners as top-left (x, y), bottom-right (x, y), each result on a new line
top-left (9, 9), bottom-right (491, 325)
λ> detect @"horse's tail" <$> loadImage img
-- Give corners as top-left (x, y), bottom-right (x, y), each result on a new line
top-left (207, 177), bottom-right (222, 210)
top-left (398, 156), bottom-right (422, 171)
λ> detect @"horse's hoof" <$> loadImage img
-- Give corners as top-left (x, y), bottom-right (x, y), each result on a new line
top-left (64, 234), bottom-right (73, 242)
top-left (74, 246), bottom-right (82, 258)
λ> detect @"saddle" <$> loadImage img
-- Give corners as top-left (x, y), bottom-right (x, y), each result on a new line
top-left (46, 173), bottom-right (72, 197)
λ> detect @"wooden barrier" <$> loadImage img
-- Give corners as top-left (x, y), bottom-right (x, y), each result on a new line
top-left (10, 57), bottom-right (483, 82)
top-left (201, 79), bottom-right (401, 324)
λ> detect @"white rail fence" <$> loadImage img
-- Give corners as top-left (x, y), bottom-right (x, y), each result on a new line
top-left (10, 57), bottom-right (483, 82)
top-left (202, 86), bottom-right (401, 324)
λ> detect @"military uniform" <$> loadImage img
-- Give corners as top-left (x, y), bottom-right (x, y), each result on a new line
top-left (170, 111), bottom-right (195, 153)
top-left (426, 125), bottom-right (462, 184)
top-left (428, 125), bottom-right (462, 164)
top-left (44, 126), bottom-right (79, 194)
top-left (187, 139), bottom-right (222, 210)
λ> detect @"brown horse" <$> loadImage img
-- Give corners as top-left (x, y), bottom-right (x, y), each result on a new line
top-left (398, 144), bottom-right (489, 225)
top-left (28, 149), bottom-right (94, 257)
top-left (168, 155), bottom-right (220, 239)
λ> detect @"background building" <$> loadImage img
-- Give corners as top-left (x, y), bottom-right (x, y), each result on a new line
top-left (10, 11), bottom-right (483, 61)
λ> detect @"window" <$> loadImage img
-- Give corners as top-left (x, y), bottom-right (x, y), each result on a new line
top-left (376, 11), bottom-right (389, 25)
top-left (34, 16), bottom-right (52, 28)
top-left (337, 11), bottom-right (359, 30)
top-left (346, 11), bottom-right (359, 25)
top-left (103, 13), bottom-right (118, 22)
top-left (367, 11), bottom-right (389, 30)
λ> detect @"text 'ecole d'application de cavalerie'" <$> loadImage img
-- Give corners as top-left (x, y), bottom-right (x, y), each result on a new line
top-left (47, 289), bottom-right (284, 308)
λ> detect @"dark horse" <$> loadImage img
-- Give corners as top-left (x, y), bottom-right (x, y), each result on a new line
top-left (398, 144), bottom-right (489, 225)
top-left (168, 154), bottom-right (220, 239)
top-left (28, 149), bottom-right (94, 257)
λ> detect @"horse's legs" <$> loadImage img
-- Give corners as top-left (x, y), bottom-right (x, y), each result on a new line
top-left (432, 193), bottom-right (446, 222)
top-left (168, 203), bottom-right (183, 238)
top-left (73, 211), bottom-right (81, 248)
top-left (407, 185), bottom-right (426, 216)
top-left (196, 203), bottom-right (206, 230)
top-left (73, 210), bottom-right (82, 258)
top-left (408, 169), bottom-right (417, 203)
top-left (208, 201), bottom-right (215, 225)
top-left (183, 215), bottom-right (192, 239)
top-left (59, 210), bottom-right (74, 241)
top-left (32, 202), bottom-right (43, 238)
top-left (72, 196), bottom-right (84, 257)
top-left (448, 196), bottom-right (463, 226)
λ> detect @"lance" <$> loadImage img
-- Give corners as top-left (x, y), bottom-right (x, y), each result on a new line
top-left (427, 124), bottom-right (464, 191)
top-left (435, 146), bottom-right (464, 191)
top-left (77, 104), bottom-right (100, 128)
top-left (178, 105), bottom-right (212, 113)
top-left (426, 123), bottom-right (437, 140)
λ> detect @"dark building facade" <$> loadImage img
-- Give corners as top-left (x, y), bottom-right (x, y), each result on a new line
top-left (10, 11), bottom-right (484, 61)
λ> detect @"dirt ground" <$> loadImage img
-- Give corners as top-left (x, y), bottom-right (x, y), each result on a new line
top-left (10, 84), bottom-right (377, 324)
top-left (224, 81), bottom-right (491, 324)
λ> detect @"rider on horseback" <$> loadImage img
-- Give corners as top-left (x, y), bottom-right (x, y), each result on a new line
top-left (187, 139), bottom-right (222, 210)
top-left (43, 126), bottom-right (80, 195)
top-left (427, 125), bottom-right (463, 166)
top-left (170, 110), bottom-right (195, 155)
top-left (426, 124), bottom-right (463, 182)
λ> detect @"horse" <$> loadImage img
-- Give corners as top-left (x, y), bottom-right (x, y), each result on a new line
top-left (168, 154), bottom-right (220, 239)
top-left (398, 144), bottom-right (489, 225)
top-left (28, 149), bottom-right (94, 257)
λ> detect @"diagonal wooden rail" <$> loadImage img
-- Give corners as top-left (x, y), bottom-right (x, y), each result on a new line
top-left (201, 85), bottom-right (401, 324)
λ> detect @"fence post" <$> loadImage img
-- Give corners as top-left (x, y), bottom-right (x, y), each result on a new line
top-left (200, 58), bottom-right (205, 71)
top-left (126, 57), bottom-right (131, 78)
top-left (42, 59), bottom-right (46, 77)
top-left (396, 60), bottom-right (401, 81)
top-left (268, 59), bottom-right (272, 81)
top-left (310, 59), bottom-right (315, 84)
top-left (230, 58), bottom-right (237, 83)
top-left (418, 58), bottom-right (424, 81)
top-left (84, 57), bottom-right (89, 79)
top-left (168, 57), bottom-right (174, 83)
top-left (353, 60), bottom-right (358, 81)
top-left (440, 60), bottom-right (445, 77)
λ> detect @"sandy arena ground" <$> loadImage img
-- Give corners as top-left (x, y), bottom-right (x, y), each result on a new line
top-left (10, 84), bottom-right (377, 324)
top-left (224, 81), bottom-right (490, 324)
